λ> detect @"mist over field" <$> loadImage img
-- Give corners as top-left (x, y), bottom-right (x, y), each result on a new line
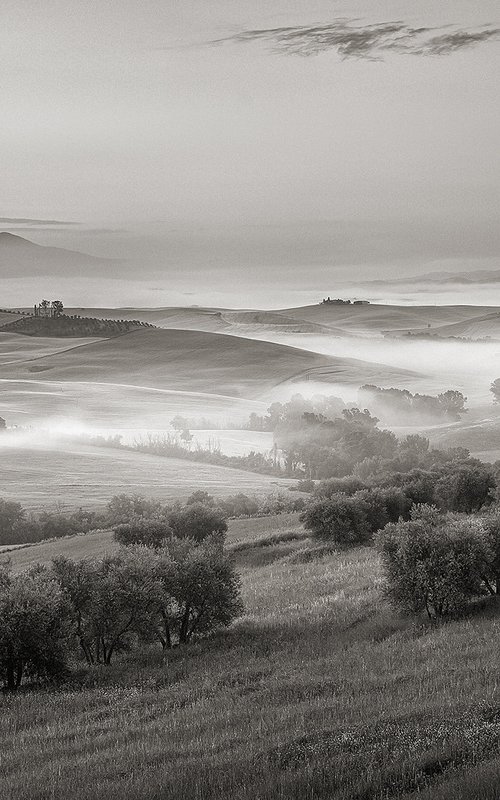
top-left (2, 1), bottom-right (500, 798)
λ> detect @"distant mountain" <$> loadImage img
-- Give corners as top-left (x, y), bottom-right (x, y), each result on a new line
top-left (368, 266), bottom-right (500, 285)
top-left (0, 232), bottom-right (118, 276)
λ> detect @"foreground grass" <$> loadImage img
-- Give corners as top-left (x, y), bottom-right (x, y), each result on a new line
top-left (2, 530), bottom-right (500, 799)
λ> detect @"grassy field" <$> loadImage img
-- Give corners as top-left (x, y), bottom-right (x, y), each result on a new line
top-left (280, 303), bottom-right (499, 335)
top-left (0, 443), bottom-right (292, 510)
top-left (2, 516), bottom-right (500, 799)
top-left (2, 327), bottom-right (337, 397)
top-left (5, 513), bottom-right (301, 572)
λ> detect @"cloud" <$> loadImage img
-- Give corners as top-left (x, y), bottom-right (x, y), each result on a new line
top-left (0, 217), bottom-right (78, 225)
top-left (212, 19), bottom-right (500, 59)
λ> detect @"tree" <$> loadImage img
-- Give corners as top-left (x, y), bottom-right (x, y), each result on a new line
top-left (0, 569), bottom-right (72, 689)
top-left (168, 503), bottom-right (227, 542)
top-left (376, 505), bottom-right (490, 618)
top-left (53, 550), bottom-right (162, 665)
top-left (435, 464), bottom-right (495, 513)
top-left (154, 538), bottom-right (243, 647)
top-left (491, 379), bottom-right (500, 404)
top-left (113, 517), bottom-right (173, 548)
top-left (186, 490), bottom-right (214, 506)
top-left (51, 300), bottom-right (64, 317)
top-left (479, 512), bottom-right (500, 594)
top-left (219, 493), bottom-right (259, 518)
top-left (437, 390), bottom-right (467, 420)
top-left (0, 499), bottom-right (26, 545)
top-left (301, 494), bottom-right (371, 546)
top-left (106, 494), bottom-right (164, 525)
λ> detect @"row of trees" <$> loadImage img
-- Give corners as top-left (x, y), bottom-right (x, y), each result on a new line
top-left (0, 490), bottom-right (305, 547)
top-left (358, 385), bottom-right (467, 424)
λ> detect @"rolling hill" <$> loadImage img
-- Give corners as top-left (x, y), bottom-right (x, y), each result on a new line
top-left (2, 327), bottom-right (418, 397)
top-left (65, 306), bottom-right (346, 336)
top-left (278, 303), bottom-right (500, 335)
top-left (398, 311), bottom-right (500, 340)
top-left (0, 443), bottom-right (293, 511)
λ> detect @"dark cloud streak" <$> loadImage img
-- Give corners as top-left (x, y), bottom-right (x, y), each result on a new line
top-left (212, 19), bottom-right (500, 59)
top-left (0, 217), bottom-right (78, 226)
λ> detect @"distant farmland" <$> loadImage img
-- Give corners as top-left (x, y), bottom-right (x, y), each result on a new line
top-left (0, 442), bottom-right (292, 510)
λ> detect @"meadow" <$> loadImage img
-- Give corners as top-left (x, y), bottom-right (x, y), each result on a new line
top-left (0, 442), bottom-right (291, 510)
top-left (4, 512), bottom-right (301, 571)
top-left (2, 514), bottom-right (500, 799)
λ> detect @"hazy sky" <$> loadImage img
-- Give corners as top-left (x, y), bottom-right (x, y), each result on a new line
top-left (1, 1), bottom-right (500, 307)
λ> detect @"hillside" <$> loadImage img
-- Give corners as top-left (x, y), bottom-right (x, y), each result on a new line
top-left (0, 443), bottom-right (293, 510)
top-left (0, 314), bottom-right (152, 338)
top-left (400, 311), bottom-right (500, 341)
top-left (65, 306), bottom-right (346, 336)
top-left (0, 231), bottom-right (117, 276)
top-left (3, 526), bottom-right (500, 799)
top-left (2, 327), bottom-right (418, 397)
top-left (279, 303), bottom-right (500, 335)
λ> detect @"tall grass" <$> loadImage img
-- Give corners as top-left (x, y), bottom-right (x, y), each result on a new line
top-left (2, 532), bottom-right (500, 798)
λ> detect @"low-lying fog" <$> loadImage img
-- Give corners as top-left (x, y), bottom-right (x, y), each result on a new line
top-left (250, 331), bottom-right (500, 405)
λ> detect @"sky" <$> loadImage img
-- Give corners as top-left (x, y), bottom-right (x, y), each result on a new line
top-left (1, 0), bottom-right (500, 307)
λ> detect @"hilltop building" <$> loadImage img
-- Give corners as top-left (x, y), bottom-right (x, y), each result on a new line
top-left (321, 297), bottom-right (370, 305)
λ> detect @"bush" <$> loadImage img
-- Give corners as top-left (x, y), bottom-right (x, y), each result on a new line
top-left (186, 491), bottom-right (214, 506)
top-left (314, 476), bottom-right (367, 499)
top-left (106, 494), bottom-right (164, 525)
top-left (301, 494), bottom-right (372, 546)
top-left (258, 491), bottom-right (300, 516)
top-left (113, 517), bottom-right (173, 548)
top-left (219, 493), bottom-right (259, 518)
top-left (168, 503), bottom-right (228, 542)
top-left (376, 505), bottom-right (491, 617)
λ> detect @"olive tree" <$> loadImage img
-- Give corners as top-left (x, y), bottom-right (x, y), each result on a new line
top-left (0, 568), bottom-right (72, 689)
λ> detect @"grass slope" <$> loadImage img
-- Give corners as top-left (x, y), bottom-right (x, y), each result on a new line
top-left (5, 513), bottom-right (301, 572)
top-left (1, 327), bottom-right (384, 397)
top-left (280, 303), bottom-right (500, 335)
top-left (0, 443), bottom-right (292, 510)
top-left (405, 311), bottom-right (500, 340)
top-left (2, 527), bottom-right (500, 799)
top-left (0, 332), bottom-right (103, 365)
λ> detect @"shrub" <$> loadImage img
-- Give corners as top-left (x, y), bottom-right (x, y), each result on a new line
top-left (314, 476), bottom-right (367, 499)
top-left (113, 517), bottom-right (173, 548)
top-left (219, 493), bottom-right (259, 518)
top-left (186, 490), bottom-right (215, 506)
top-left (301, 494), bottom-right (371, 546)
top-left (376, 505), bottom-right (491, 617)
top-left (106, 494), bottom-right (164, 525)
top-left (168, 503), bottom-right (228, 542)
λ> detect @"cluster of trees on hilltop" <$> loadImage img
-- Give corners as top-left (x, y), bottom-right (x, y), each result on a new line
top-left (358, 385), bottom-right (467, 424)
top-left (0, 314), bottom-right (155, 338)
